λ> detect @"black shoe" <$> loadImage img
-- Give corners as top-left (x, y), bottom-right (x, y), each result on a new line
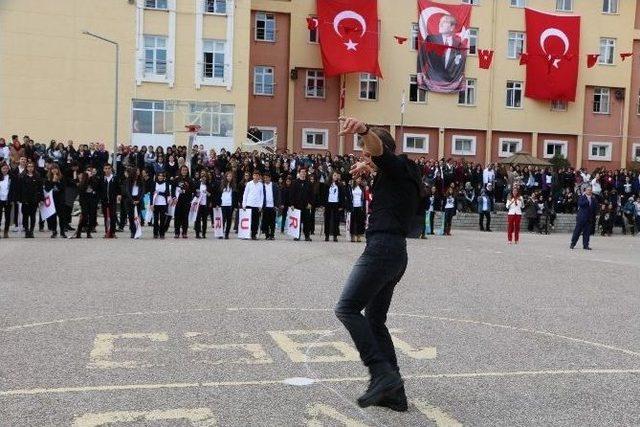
top-left (60, 233), bottom-right (68, 239)
top-left (570, 245), bottom-right (575, 249)
top-left (486, 229), bottom-right (492, 232)
top-left (584, 247), bottom-right (592, 250)
top-left (87, 234), bottom-right (92, 239)
top-left (224, 235), bottom-right (229, 240)
top-left (305, 237), bottom-right (312, 242)
top-left (294, 238), bottom-right (300, 241)
top-left (196, 234), bottom-right (201, 239)
top-left (51, 232), bottom-right (57, 239)
top-left (67, 226), bottom-right (76, 232)
top-left (357, 371), bottom-right (403, 408)
top-left (325, 236), bottom-right (329, 242)
top-left (333, 236), bottom-right (338, 242)
top-left (375, 386), bottom-right (408, 412)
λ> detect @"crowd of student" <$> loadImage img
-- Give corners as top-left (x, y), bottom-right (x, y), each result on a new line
top-left (1, 134), bottom-right (640, 240)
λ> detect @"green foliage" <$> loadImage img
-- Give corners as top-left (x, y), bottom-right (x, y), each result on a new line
top-left (549, 153), bottom-right (571, 170)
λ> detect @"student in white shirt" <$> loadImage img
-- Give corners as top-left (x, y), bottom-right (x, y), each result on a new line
top-left (151, 172), bottom-right (169, 239)
top-left (261, 172), bottom-right (278, 240)
top-left (324, 172), bottom-right (345, 242)
top-left (506, 187), bottom-right (524, 244)
top-left (220, 171), bottom-right (237, 239)
top-left (443, 188), bottom-right (456, 236)
top-left (194, 170), bottom-right (213, 239)
top-left (0, 162), bottom-right (14, 238)
top-left (347, 177), bottom-right (366, 242)
top-left (242, 170), bottom-right (264, 240)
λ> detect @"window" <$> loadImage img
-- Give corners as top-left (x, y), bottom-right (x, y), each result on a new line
top-left (593, 87), bottom-right (610, 114)
top-left (556, 0), bottom-right (572, 12)
top-left (458, 79), bottom-right (476, 106)
top-left (632, 144), bottom-right (640, 161)
top-left (302, 129), bottom-right (329, 150)
top-left (507, 31), bottom-right (525, 59)
top-left (403, 134), bottom-right (429, 154)
top-left (143, 35), bottom-right (167, 77)
top-left (353, 134), bottom-right (363, 151)
top-left (510, 0), bottom-right (525, 7)
top-left (409, 74), bottom-right (427, 103)
top-left (506, 81), bottom-right (523, 108)
top-left (544, 140), bottom-right (568, 159)
top-left (255, 12), bottom-right (276, 42)
top-left (309, 18), bottom-right (319, 43)
top-left (145, 0), bottom-right (167, 9)
top-left (599, 38), bottom-right (616, 64)
top-left (499, 138), bottom-right (522, 158)
top-left (589, 142), bottom-right (612, 161)
top-left (203, 40), bottom-right (226, 81)
top-left (205, 0), bottom-right (227, 14)
top-left (188, 103), bottom-right (234, 137)
top-left (254, 66), bottom-right (274, 96)
top-left (603, 0), bottom-right (618, 14)
top-left (468, 28), bottom-right (479, 55)
top-left (551, 100), bottom-right (568, 111)
top-left (462, 0), bottom-right (479, 4)
top-left (132, 100), bottom-right (172, 134)
top-left (452, 136), bottom-right (476, 156)
top-left (305, 70), bottom-right (325, 98)
top-left (359, 73), bottom-right (378, 100)
top-left (253, 127), bottom-right (276, 144)
top-left (410, 23), bottom-right (419, 51)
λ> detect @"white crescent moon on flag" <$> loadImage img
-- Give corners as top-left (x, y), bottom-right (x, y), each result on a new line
top-left (540, 28), bottom-right (569, 56)
top-left (333, 10), bottom-right (367, 38)
top-left (418, 6), bottom-right (450, 40)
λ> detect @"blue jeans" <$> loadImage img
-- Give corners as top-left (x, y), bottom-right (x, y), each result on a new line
top-left (335, 233), bottom-right (408, 376)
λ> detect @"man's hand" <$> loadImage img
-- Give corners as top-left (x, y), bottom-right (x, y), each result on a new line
top-left (339, 117), bottom-right (367, 136)
top-left (349, 161), bottom-right (373, 178)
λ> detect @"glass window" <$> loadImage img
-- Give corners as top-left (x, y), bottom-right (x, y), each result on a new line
top-left (544, 141), bottom-right (567, 158)
top-left (499, 139), bottom-right (522, 157)
top-left (143, 35), bottom-right (167, 76)
top-left (506, 81), bottom-right (523, 108)
top-left (132, 100), bottom-right (172, 134)
top-left (507, 31), bottom-right (525, 59)
top-left (205, 0), bottom-right (226, 14)
top-left (302, 129), bottom-right (328, 149)
top-left (599, 38), bottom-right (616, 64)
top-left (203, 40), bottom-right (226, 80)
top-left (453, 137), bottom-right (476, 155)
top-left (556, 0), bottom-right (572, 12)
top-left (603, 0), bottom-right (618, 13)
top-left (404, 135), bottom-right (428, 153)
top-left (468, 28), bottom-right (479, 55)
top-left (255, 12), bottom-right (276, 42)
top-left (410, 23), bottom-right (419, 51)
top-left (589, 143), bottom-right (612, 161)
top-left (188, 103), bottom-right (235, 137)
top-left (308, 17), bottom-right (319, 43)
top-left (409, 74), bottom-right (427, 103)
top-left (254, 66), bottom-right (274, 95)
top-left (510, 0), bottom-right (525, 7)
top-left (359, 73), bottom-right (378, 100)
top-left (551, 100), bottom-right (568, 111)
top-left (593, 87), bottom-right (611, 114)
top-left (458, 79), bottom-right (476, 106)
top-left (462, 0), bottom-right (479, 4)
top-left (145, 0), bottom-right (167, 9)
top-left (305, 70), bottom-right (325, 98)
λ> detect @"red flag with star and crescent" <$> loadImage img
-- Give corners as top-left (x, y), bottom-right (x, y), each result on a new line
top-left (317, 0), bottom-right (382, 77)
top-left (524, 8), bottom-right (580, 102)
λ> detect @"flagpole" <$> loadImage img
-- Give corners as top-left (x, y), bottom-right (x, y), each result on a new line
top-left (339, 73), bottom-right (346, 156)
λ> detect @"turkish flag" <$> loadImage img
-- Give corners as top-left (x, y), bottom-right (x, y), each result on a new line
top-left (317, 0), bottom-right (382, 77)
top-left (519, 53), bottom-right (529, 65)
top-left (306, 17), bottom-right (319, 30)
top-left (620, 52), bottom-right (633, 61)
top-left (587, 54), bottom-right (600, 68)
top-left (524, 8), bottom-right (580, 102)
top-left (478, 49), bottom-right (493, 69)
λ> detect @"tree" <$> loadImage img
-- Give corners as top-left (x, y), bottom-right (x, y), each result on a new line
top-left (549, 153), bottom-right (571, 170)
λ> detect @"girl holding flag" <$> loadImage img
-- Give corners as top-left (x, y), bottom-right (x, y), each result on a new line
top-left (44, 164), bottom-right (67, 238)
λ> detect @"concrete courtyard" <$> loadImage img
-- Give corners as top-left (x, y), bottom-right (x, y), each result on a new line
top-left (0, 229), bottom-right (639, 426)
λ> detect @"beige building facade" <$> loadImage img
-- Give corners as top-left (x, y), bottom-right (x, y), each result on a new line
top-left (2, 0), bottom-right (640, 169)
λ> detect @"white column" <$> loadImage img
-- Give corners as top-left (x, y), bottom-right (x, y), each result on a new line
top-left (225, 0), bottom-right (235, 91)
top-left (195, 0), bottom-right (204, 89)
top-left (167, 0), bottom-right (177, 88)
top-left (135, 0), bottom-right (144, 85)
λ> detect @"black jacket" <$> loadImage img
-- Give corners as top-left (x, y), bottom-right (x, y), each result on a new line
top-left (98, 175), bottom-right (119, 205)
top-left (290, 179), bottom-right (314, 210)
top-left (171, 176), bottom-right (194, 203)
top-left (18, 173), bottom-right (43, 205)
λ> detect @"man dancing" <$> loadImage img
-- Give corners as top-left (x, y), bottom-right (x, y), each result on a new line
top-left (335, 117), bottom-right (422, 411)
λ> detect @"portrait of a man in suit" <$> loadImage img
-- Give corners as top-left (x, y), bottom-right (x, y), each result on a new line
top-left (418, 14), bottom-right (467, 93)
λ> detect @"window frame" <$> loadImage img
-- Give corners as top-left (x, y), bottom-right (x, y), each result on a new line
top-left (458, 79), bottom-right (477, 106)
top-left (204, 0), bottom-right (227, 15)
top-left (143, 35), bottom-right (168, 79)
top-left (255, 11), bottom-right (276, 42)
top-left (498, 138), bottom-right (523, 158)
top-left (468, 28), bottom-right (479, 56)
top-left (251, 126), bottom-right (277, 144)
top-left (403, 133), bottom-right (429, 154)
top-left (588, 142), bottom-right (613, 161)
top-left (543, 140), bottom-right (568, 159)
top-left (599, 38), bottom-right (616, 65)
top-left (507, 31), bottom-right (525, 59)
top-left (555, 0), bottom-right (573, 12)
top-left (632, 143), bottom-right (640, 161)
top-left (551, 100), bottom-right (568, 112)
top-left (144, 0), bottom-right (168, 10)
top-left (593, 87), bottom-right (611, 114)
top-left (302, 128), bottom-right (329, 150)
top-left (359, 73), bottom-right (378, 101)
top-left (188, 102), bottom-right (235, 137)
top-left (602, 0), bottom-right (619, 14)
top-left (509, 0), bottom-right (526, 7)
top-left (410, 23), bottom-right (419, 51)
top-left (202, 39), bottom-right (226, 84)
top-left (409, 74), bottom-right (427, 104)
top-left (132, 100), bottom-right (172, 135)
top-left (308, 17), bottom-right (319, 44)
top-left (461, 0), bottom-right (479, 5)
top-left (452, 135), bottom-right (477, 156)
top-left (253, 66), bottom-right (275, 96)
top-left (305, 70), bottom-right (325, 99)
top-left (506, 81), bottom-right (524, 109)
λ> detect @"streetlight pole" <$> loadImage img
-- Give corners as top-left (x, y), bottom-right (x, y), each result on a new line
top-left (82, 31), bottom-right (119, 170)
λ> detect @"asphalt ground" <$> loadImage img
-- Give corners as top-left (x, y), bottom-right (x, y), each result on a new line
top-left (0, 227), bottom-right (639, 426)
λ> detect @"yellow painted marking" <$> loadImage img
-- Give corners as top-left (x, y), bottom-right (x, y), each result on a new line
top-left (306, 403), bottom-right (369, 427)
top-left (414, 401), bottom-right (462, 427)
top-left (2, 369), bottom-right (639, 397)
top-left (268, 330), bottom-right (360, 363)
top-left (187, 332), bottom-right (273, 365)
top-left (72, 407), bottom-right (216, 427)
top-left (87, 333), bottom-right (168, 369)
top-left (389, 329), bottom-right (437, 360)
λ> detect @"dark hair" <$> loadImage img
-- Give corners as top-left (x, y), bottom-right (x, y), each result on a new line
top-left (371, 128), bottom-right (396, 153)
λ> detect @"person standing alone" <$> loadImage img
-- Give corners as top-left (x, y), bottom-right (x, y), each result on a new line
top-left (571, 186), bottom-right (598, 250)
top-left (335, 117), bottom-right (422, 411)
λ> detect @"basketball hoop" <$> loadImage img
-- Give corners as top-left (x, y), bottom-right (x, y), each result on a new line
top-left (185, 124), bottom-right (201, 136)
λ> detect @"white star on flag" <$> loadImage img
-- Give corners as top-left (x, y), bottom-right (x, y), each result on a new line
top-left (456, 26), bottom-right (470, 43)
top-left (344, 39), bottom-right (358, 51)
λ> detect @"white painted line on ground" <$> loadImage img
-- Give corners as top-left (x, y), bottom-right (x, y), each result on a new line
top-left (413, 400), bottom-right (462, 427)
top-left (72, 408), bottom-right (217, 427)
top-left (1, 369), bottom-right (639, 397)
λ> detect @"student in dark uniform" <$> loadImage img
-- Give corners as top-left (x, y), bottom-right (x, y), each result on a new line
top-left (152, 172), bottom-right (169, 239)
top-left (220, 171), bottom-right (237, 240)
top-left (44, 164), bottom-right (67, 238)
top-left (290, 169), bottom-right (314, 241)
top-left (194, 170), bottom-right (213, 239)
top-left (278, 176), bottom-right (292, 234)
top-left (122, 167), bottom-right (144, 239)
top-left (172, 165), bottom-right (193, 238)
top-left (335, 117), bottom-right (422, 411)
top-left (98, 163), bottom-right (119, 238)
top-left (261, 172), bottom-right (278, 240)
top-left (62, 161), bottom-right (80, 234)
top-left (18, 162), bottom-right (43, 238)
top-left (74, 170), bottom-right (97, 238)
